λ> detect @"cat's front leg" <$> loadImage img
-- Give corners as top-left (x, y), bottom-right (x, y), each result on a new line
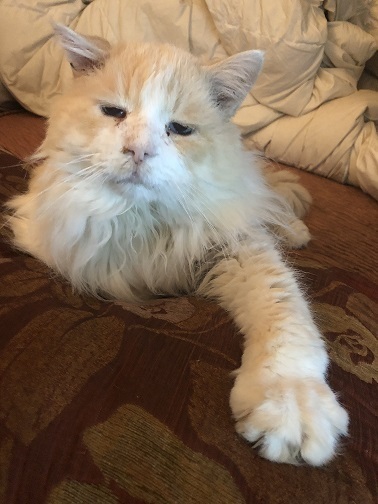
top-left (198, 237), bottom-right (348, 465)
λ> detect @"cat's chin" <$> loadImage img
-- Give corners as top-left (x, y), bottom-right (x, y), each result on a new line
top-left (108, 174), bottom-right (155, 201)
top-left (112, 173), bottom-right (145, 186)
top-left (108, 174), bottom-right (152, 195)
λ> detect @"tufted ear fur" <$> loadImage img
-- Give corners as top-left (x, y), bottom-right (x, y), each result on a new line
top-left (207, 50), bottom-right (264, 119)
top-left (53, 23), bottom-right (111, 76)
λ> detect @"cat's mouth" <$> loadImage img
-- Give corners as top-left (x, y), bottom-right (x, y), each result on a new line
top-left (111, 172), bottom-right (146, 187)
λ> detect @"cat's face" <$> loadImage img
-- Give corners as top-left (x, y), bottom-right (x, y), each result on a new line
top-left (45, 26), bottom-right (264, 206)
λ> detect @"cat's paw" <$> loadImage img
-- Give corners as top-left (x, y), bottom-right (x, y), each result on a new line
top-left (283, 219), bottom-right (311, 249)
top-left (230, 375), bottom-right (349, 466)
top-left (266, 170), bottom-right (312, 219)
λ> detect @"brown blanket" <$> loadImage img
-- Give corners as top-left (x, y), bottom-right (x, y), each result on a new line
top-left (0, 113), bottom-right (377, 503)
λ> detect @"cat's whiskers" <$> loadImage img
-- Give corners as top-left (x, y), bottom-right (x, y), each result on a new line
top-left (0, 161), bottom-right (28, 170)
top-left (170, 181), bottom-right (195, 226)
top-left (32, 173), bottom-right (108, 221)
top-left (64, 153), bottom-right (98, 165)
top-left (72, 162), bottom-right (104, 180)
top-left (41, 164), bottom-right (106, 205)
top-left (7, 162), bottom-right (105, 220)
top-left (182, 183), bottom-right (232, 260)
top-left (183, 184), bottom-right (221, 231)
top-left (170, 181), bottom-right (220, 247)
top-left (34, 164), bottom-right (103, 203)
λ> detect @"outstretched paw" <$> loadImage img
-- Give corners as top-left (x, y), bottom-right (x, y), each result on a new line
top-left (230, 375), bottom-right (349, 466)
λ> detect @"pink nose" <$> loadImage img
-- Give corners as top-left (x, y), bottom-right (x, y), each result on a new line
top-left (122, 144), bottom-right (156, 164)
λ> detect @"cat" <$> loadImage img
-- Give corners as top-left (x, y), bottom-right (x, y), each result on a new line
top-left (7, 24), bottom-right (348, 465)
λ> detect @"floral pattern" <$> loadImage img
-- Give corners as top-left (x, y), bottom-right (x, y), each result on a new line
top-left (0, 144), bottom-right (377, 503)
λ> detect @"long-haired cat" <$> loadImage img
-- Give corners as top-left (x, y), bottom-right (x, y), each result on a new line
top-left (7, 25), bottom-right (348, 465)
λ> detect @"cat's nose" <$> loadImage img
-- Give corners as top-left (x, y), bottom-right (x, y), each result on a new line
top-left (122, 145), bottom-right (156, 164)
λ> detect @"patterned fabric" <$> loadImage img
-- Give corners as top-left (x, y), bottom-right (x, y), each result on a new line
top-left (0, 116), bottom-right (377, 503)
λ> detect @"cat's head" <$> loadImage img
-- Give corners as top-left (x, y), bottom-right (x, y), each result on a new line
top-left (43, 25), bottom-right (263, 209)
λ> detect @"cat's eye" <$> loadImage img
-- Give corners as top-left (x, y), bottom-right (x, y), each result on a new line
top-left (100, 105), bottom-right (127, 119)
top-left (167, 122), bottom-right (194, 136)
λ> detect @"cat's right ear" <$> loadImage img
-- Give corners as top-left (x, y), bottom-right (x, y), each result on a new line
top-left (53, 24), bottom-right (111, 77)
top-left (207, 50), bottom-right (264, 119)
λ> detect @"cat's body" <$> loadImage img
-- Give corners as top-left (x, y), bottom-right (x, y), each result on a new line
top-left (7, 25), bottom-right (348, 465)
top-left (10, 108), bottom-right (272, 302)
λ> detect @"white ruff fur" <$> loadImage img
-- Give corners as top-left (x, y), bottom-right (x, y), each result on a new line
top-left (7, 26), bottom-right (348, 465)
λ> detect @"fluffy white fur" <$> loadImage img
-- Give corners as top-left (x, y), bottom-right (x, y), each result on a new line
top-left (7, 25), bottom-right (348, 465)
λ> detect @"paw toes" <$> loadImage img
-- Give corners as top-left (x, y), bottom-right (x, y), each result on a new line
top-left (231, 379), bottom-right (349, 466)
top-left (285, 219), bottom-right (311, 249)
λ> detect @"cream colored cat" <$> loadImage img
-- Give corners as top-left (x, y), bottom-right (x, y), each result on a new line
top-left (8, 25), bottom-right (348, 465)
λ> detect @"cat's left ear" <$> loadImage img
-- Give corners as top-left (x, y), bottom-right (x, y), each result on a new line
top-left (53, 23), bottom-right (111, 76)
top-left (207, 50), bottom-right (264, 119)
